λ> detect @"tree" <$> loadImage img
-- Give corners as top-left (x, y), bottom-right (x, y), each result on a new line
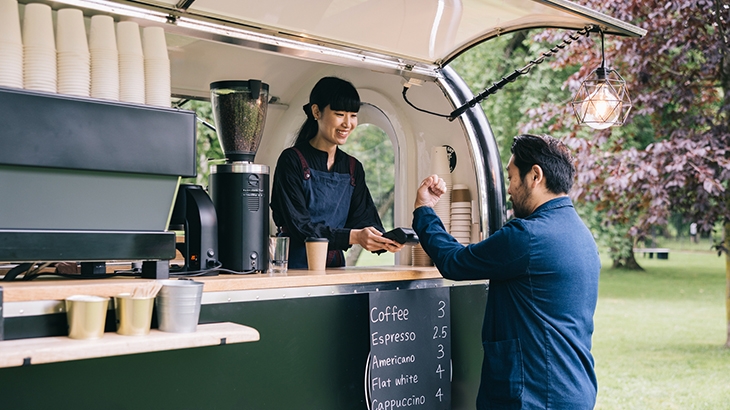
top-left (343, 124), bottom-right (396, 265)
top-left (178, 99), bottom-right (223, 187)
top-left (524, 0), bottom-right (729, 343)
top-left (452, 0), bottom-right (730, 344)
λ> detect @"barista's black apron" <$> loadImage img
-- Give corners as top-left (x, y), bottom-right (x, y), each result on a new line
top-left (282, 147), bottom-right (355, 269)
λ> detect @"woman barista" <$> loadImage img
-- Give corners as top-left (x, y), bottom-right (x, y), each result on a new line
top-left (270, 77), bottom-right (403, 269)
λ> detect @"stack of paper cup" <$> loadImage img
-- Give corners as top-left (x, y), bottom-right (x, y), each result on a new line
top-left (431, 146), bottom-right (452, 231)
top-left (0, 0), bottom-right (23, 88)
top-left (411, 244), bottom-right (433, 267)
top-left (89, 15), bottom-right (119, 100)
top-left (22, 3), bottom-right (56, 93)
top-left (142, 26), bottom-right (170, 107)
top-left (117, 21), bottom-right (145, 104)
top-left (56, 8), bottom-right (90, 97)
top-left (450, 184), bottom-right (472, 245)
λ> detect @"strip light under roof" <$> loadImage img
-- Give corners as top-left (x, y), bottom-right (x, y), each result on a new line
top-left (52, 0), bottom-right (440, 78)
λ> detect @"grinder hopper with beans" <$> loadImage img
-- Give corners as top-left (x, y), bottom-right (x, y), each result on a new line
top-left (208, 79), bottom-right (271, 273)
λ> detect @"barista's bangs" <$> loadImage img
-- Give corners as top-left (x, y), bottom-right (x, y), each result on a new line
top-left (328, 92), bottom-right (361, 113)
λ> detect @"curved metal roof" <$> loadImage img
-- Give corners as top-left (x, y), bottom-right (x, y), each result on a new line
top-left (149, 0), bottom-right (645, 65)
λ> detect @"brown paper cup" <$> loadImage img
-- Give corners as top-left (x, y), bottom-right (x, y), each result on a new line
top-left (305, 237), bottom-right (328, 271)
top-left (451, 189), bottom-right (471, 203)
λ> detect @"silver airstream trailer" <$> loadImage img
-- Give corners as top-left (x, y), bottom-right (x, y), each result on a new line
top-left (0, 1), bottom-right (644, 408)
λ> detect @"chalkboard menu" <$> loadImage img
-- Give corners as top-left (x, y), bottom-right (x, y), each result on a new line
top-left (368, 287), bottom-right (451, 410)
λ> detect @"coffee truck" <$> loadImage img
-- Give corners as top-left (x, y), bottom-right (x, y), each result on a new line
top-left (0, 1), bottom-right (644, 408)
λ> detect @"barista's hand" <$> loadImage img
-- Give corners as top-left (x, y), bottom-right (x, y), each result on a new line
top-left (414, 174), bottom-right (447, 209)
top-left (350, 227), bottom-right (404, 253)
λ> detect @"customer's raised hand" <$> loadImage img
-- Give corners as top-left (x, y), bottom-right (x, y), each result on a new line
top-left (414, 174), bottom-right (447, 209)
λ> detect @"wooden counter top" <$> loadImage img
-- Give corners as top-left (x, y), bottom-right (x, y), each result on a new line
top-left (1, 266), bottom-right (442, 303)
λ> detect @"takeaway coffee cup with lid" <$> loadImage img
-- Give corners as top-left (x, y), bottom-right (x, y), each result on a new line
top-left (305, 237), bottom-right (328, 271)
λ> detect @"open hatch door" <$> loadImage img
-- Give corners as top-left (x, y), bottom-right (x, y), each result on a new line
top-left (67, 0), bottom-right (645, 86)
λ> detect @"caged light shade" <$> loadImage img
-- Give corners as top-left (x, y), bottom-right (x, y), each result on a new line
top-left (571, 67), bottom-right (632, 129)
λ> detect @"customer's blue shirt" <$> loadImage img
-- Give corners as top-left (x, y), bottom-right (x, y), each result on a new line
top-left (412, 196), bottom-right (600, 410)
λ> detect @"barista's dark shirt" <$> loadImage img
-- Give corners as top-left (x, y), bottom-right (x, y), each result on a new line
top-left (270, 142), bottom-right (384, 250)
top-left (412, 196), bottom-right (600, 410)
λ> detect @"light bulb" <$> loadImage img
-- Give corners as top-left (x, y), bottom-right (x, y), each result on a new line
top-left (579, 82), bottom-right (622, 130)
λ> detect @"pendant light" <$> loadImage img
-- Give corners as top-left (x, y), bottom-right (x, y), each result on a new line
top-left (571, 29), bottom-right (632, 129)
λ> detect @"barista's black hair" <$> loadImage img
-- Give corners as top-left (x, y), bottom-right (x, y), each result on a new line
top-left (294, 77), bottom-right (361, 146)
top-left (510, 134), bottom-right (575, 195)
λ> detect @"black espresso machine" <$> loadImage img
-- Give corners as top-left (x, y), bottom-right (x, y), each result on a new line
top-left (208, 80), bottom-right (270, 273)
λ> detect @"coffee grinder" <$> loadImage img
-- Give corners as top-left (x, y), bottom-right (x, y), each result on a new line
top-left (208, 80), bottom-right (270, 273)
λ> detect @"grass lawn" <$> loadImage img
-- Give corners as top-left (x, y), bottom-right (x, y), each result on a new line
top-left (594, 245), bottom-right (730, 409)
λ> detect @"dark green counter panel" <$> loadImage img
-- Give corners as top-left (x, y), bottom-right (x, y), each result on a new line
top-left (0, 284), bottom-right (487, 410)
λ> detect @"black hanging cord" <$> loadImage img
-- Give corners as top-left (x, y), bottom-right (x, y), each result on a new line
top-left (401, 87), bottom-right (452, 119)
top-left (596, 28), bottom-right (608, 79)
top-left (401, 25), bottom-right (595, 122)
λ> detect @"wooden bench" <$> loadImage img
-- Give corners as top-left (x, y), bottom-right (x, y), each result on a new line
top-left (633, 248), bottom-right (670, 260)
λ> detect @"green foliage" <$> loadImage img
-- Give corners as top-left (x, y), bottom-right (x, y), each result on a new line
top-left (450, 34), bottom-right (523, 171)
top-left (450, 31), bottom-right (580, 179)
top-left (179, 99), bottom-right (223, 187)
top-left (594, 250), bottom-right (729, 408)
top-left (577, 204), bottom-right (635, 265)
top-left (453, 2), bottom-right (730, 267)
top-left (343, 124), bottom-right (395, 230)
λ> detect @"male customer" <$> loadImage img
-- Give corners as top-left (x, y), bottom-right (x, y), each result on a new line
top-left (412, 134), bottom-right (600, 409)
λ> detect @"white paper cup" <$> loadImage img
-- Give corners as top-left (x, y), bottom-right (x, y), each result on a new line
top-left (144, 57), bottom-right (170, 106)
top-left (116, 21), bottom-right (143, 56)
top-left (24, 46), bottom-right (56, 92)
top-left (142, 26), bottom-right (168, 59)
top-left (56, 8), bottom-right (89, 54)
top-left (0, 0), bottom-right (22, 45)
top-left (119, 53), bottom-right (145, 103)
top-left (57, 50), bottom-right (90, 96)
top-left (0, 43), bottom-right (23, 88)
top-left (22, 3), bottom-right (55, 49)
top-left (91, 47), bottom-right (119, 100)
top-left (89, 15), bottom-right (117, 51)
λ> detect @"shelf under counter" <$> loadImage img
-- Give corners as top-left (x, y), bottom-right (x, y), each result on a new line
top-left (0, 322), bottom-right (260, 368)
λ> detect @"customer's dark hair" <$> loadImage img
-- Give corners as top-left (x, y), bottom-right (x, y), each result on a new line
top-left (294, 77), bottom-right (361, 146)
top-left (510, 134), bottom-right (575, 194)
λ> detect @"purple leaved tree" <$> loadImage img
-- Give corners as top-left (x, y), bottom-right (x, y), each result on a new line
top-left (524, 1), bottom-right (729, 345)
